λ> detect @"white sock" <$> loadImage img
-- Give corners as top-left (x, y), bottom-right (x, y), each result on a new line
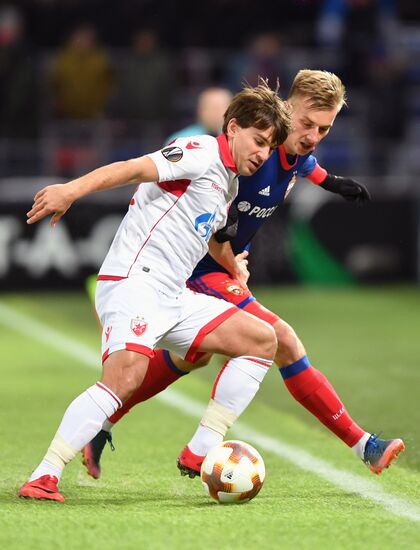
top-left (188, 356), bottom-right (272, 456)
top-left (188, 425), bottom-right (222, 456)
top-left (29, 382), bottom-right (121, 481)
top-left (351, 432), bottom-right (371, 459)
top-left (102, 419), bottom-right (115, 432)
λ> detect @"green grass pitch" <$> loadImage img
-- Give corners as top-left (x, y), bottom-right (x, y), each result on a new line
top-left (1, 286), bottom-right (420, 549)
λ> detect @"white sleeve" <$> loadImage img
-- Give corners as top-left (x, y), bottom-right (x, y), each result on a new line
top-left (146, 136), bottom-right (214, 183)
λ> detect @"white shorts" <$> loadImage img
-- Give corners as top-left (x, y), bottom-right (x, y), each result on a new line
top-left (95, 274), bottom-right (237, 363)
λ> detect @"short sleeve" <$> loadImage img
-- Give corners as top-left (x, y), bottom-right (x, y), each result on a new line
top-left (147, 136), bottom-right (214, 183)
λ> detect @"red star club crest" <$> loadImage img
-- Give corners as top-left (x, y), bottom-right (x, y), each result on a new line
top-left (130, 317), bottom-right (148, 336)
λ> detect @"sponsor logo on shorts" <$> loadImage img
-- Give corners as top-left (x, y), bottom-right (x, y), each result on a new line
top-left (105, 326), bottom-right (112, 343)
top-left (131, 317), bottom-right (148, 337)
top-left (226, 282), bottom-right (243, 296)
top-left (161, 146), bottom-right (183, 162)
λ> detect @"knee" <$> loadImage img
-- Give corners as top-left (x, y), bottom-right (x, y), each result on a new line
top-left (255, 323), bottom-right (277, 360)
top-left (274, 320), bottom-right (305, 366)
top-left (102, 353), bottom-right (148, 401)
top-left (174, 352), bottom-right (212, 372)
top-left (120, 362), bottom-right (145, 396)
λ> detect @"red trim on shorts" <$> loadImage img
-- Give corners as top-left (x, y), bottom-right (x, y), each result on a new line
top-left (125, 343), bottom-right (155, 358)
top-left (185, 306), bottom-right (238, 363)
top-left (157, 179), bottom-right (191, 198)
top-left (127, 192), bottom-right (187, 277)
top-left (211, 360), bottom-right (229, 399)
top-left (242, 300), bottom-right (280, 326)
top-left (242, 357), bottom-right (272, 368)
top-left (216, 134), bottom-right (238, 174)
top-left (97, 275), bottom-right (127, 281)
top-left (102, 344), bottom-right (154, 364)
top-left (95, 382), bottom-right (122, 407)
top-left (307, 163), bottom-right (328, 185)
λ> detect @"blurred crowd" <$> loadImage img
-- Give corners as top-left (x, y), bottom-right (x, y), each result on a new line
top-left (1, 0), bottom-right (420, 186)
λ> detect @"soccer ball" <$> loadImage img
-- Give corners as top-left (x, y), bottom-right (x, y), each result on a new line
top-left (200, 440), bottom-right (265, 504)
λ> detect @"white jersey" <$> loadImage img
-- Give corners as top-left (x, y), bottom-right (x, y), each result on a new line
top-left (98, 134), bottom-right (239, 294)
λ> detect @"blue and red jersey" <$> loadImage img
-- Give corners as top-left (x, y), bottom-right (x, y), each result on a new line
top-left (190, 145), bottom-right (327, 278)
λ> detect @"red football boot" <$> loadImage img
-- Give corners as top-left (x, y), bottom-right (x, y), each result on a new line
top-left (18, 475), bottom-right (64, 502)
top-left (177, 445), bottom-right (205, 478)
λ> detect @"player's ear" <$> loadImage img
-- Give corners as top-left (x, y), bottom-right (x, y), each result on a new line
top-left (226, 117), bottom-right (239, 138)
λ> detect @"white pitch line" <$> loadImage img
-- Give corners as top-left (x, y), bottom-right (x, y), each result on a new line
top-left (1, 300), bottom-right (419, 523)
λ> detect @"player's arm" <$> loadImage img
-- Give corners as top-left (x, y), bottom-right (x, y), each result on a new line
top-left (27, 156), bottom-right (158, 226)
top-left (318, 173), bottom-right (371, 204)
top-left (302, 156), bottom-right (371, 204)
top-left (208, 238), bottom-right (250, 290)
top-left (214, 202), bottom-right (239, 243)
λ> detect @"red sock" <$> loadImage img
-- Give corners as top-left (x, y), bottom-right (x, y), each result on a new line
top-left (109, 349), bottom-right (185, 424)
top-left (280, 356), bottom-right (365, 447)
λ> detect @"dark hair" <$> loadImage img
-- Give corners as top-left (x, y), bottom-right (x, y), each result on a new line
top-left (222, 78), bottom-right (292, 147)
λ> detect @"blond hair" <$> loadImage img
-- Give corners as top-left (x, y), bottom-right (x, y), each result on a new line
top-left (223, 78), bottom-right (292, 148)
top-left (288, 70), bottom-right (347, 111)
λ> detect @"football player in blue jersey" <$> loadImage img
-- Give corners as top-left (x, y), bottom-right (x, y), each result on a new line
top-left (83, 70), bottom-right (404, 481)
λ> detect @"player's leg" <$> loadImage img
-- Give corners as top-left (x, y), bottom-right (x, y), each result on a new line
top-left (82, 273), bottom-right (243, 477)
top-left (19, 277), bottom-right (167, 500)
top-left (164, 290), bottom-right (276, 477)
top-left (19, 349), bottom-right (149, 501)
top-left (93, 273), bottom-right (248, 429)
top-left (109, 350), bottom-right (212, 424)
top-left (82, 349), bottom-right (212, 478)
top-left (242, 300), bottom-right (405, 474)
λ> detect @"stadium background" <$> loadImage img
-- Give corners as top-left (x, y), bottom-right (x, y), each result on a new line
top-left (2, 2), bottom-right (420, 549)
top-left (1, 0), bottom-right (420, 289)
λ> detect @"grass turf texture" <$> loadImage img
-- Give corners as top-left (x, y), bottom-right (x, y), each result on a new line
top-left (1, 287), bottom-right (420, 549)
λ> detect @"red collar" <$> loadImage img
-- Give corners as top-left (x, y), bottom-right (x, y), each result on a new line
top-left (216, 133), bottom-right (238, 174)
top-left (278, 144), bottom-right (298, 170)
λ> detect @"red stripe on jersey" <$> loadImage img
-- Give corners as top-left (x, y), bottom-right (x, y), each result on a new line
top-left (95, 382), bottom-right (122, 407)
top-left (307, 164), bottom-right (328, 185)
top-left (126, 185), bottom-right (189, 276)
top-left (216, 133), bottom-right (238, 174)
top-left (184, 306), bottom-right (238, 363)
top-left (157, 179), bottom-right (191, 197)
top-left (97, 275), bottom-right (127, 281)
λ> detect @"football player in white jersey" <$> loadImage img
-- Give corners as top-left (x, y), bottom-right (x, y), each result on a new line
top-left (19, 80), bottom-right (292, 502)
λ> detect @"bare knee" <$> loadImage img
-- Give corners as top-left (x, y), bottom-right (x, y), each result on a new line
top-left (253, 322), bottom-right (277, 360)
top-left (101, 350), bottom-right (149, 402)
top-left (273, 320), bottom-right (306, 367)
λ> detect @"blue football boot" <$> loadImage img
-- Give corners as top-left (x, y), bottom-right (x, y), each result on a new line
top-left (363, 434), bottom-right (405, 475)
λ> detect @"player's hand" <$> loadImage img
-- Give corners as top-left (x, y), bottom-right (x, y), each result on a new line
top-left (320, 174), bottom-right (371, 204)
top-left (233, 250), bottom-right (250, 290)
top-left (27, 184), bottom-right (74, 226)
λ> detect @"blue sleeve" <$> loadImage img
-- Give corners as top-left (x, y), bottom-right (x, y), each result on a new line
top-left (297, 154), bottom-right (318, 178)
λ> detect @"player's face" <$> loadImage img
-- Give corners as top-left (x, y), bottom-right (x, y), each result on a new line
top-left (227, 119), bottom-right (275, 176)
top-left (284, 96), bottom-right (339, 156)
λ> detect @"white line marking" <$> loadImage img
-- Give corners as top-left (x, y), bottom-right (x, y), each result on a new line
top-left (1, 300), bottom-right (419, 522)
